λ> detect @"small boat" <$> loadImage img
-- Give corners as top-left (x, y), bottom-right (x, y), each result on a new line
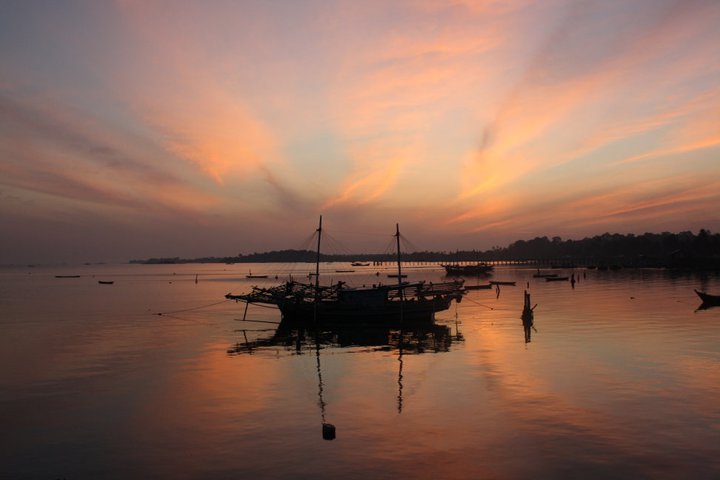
top-left (246, 271), bottom-right (268, 279)
top-left (55, 275), bottom-right (80, 278)
top-left (464, 283), bottom-right (493, 290)
top-left (387, 274), bottom-right (408, 279)
top-left (98, 280), bottom-right (114, 285)
top-left (489, 280), bottom-right (516, 286)
top-left (335, 269), bottom-right (355, 273)
top-left (546, 276), bottom-right (570, 282)
top-left (533, 272), bottom-right (558, 278)
top-left (351, 262), bottom-right (370, 267)
top-left (695, 290), bottom-right (720, 306)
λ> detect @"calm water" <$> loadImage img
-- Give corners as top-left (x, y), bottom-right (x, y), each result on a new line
top-left (1, 263), bottom-right (719, 479)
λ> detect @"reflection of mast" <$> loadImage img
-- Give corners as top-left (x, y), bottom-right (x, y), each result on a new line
top-left (315, 333), bottom-right (336, 440)
top-left (397, 331), bottom-right (404, 414)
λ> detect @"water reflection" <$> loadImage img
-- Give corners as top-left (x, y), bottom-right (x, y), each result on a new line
top-left (227, 318), bottom-right (463, 356)
top-left (228, 317), bottom-right (465, 438)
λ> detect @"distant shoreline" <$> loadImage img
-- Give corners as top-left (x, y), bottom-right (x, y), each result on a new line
top-left (129, 230), bottom-right (720, 270)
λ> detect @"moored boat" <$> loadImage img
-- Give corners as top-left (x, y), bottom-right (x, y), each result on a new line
top-left (98, 280), bottom-right (114, 285)
top-left (489, 280), bottom-right (516, 286)
top-left (695, 289), bottom-right (720, 306)
top-left (226, 218), bottom-right (465, 322)
top-left (546, 276), bottom-right (570, 282)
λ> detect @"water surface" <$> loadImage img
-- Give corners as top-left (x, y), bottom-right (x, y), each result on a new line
top-left (1, 263), bottom-right (719, 479)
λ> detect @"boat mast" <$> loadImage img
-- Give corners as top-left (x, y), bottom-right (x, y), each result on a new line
top-left (315, 215), bottom-right (322, 298)
top-left (395, 223), bottom-right (402, 281)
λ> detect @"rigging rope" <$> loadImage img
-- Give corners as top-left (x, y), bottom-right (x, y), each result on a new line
top-left (153, 299), bottom-right (232, 316)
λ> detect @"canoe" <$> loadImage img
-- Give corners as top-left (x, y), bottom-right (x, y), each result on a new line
top-left (98, 280), bottom-right (114, 285)
top-left (464, 283), bottom-right (493, 290)
top-left (546, 276), bottom-right (569, 282)
top-left (489, 281), bottom-right (516, 286)
top-left (695, 290), bottom-right (720, 306)
top-left (56, 275), bottom-right (80, 278)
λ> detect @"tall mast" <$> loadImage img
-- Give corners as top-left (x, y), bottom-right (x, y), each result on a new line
top-left (315, 215), bottom-right (322, 297)
top-left (395, 223), bottom-right (402, 281)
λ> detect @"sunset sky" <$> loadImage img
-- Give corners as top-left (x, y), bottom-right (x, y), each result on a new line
top-left (1, 0), bottom-right (719, 264)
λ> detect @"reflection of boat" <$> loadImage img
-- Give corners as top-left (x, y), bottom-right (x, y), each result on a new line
top-left (695, 290), bottom-right (720, 306)
top-left (351, 262), bottom-right (370, 267)
top-left (490, 280), bottom-right (516, 286)
top-left (226, 218), bottom-right (464, 322)
top-left (98, 280), bottom-right (114, 285)
top-left (228, 316), bottom-right (460, 355)
top-left (442, 263), bottom-right (494, 276)
top-left (546, 276), bottom-right (569, 282)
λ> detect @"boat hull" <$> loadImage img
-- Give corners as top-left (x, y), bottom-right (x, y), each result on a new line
top-left (695, 290), bottom-right (720, 306)
top-left (278, 296), bottom-right (456, 323)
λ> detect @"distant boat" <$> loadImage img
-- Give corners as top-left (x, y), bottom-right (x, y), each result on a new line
top-left (442, 263), bottom-right (494, 276)
top-left (98, 280), bottom-right (114, 285)
top-left (695, 290), bottom-right (720, 306)
top-left (489, 280), bottom-right (516, 286)
top-left (246, 271), bottom-right (268, 279)
top-left (387, 274), bottom-right (408, 279)
top-left (55, 275), bottom-right (80, 278)
top-left (464, 283), bottom-right (493, 290)
top-left (546, 276), bottom-right (570, 282)
top-left (533, 271), bottom-right (558, 278)
top-left (335, 269), bottom-right (355, 273)
top-left (351, 262), bottom-right (370, 267)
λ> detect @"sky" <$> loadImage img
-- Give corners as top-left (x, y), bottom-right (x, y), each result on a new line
top-left (1, 0), bottom-right (719, 264)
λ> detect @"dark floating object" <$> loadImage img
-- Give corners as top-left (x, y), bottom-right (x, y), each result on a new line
top-left (55, 275), bottom-right (80, 278)
top-left (464, 283), bottom-right (493, 290)
top-left (335, 269), bottom-right (355, 273)
top-left (322, 423), bottom-right (336, 440)
top-left (490, 280), bottom-right (516, 286)
top-left (351, 261), bottom-right (370, 267)
top-left (98, 280), bottom-right (114, 285)
top-left (695, 289), bottom-right (720, 306)
top-left (546, 276), bottom-right (570, 282)
top-left (387, 274), bottom-right (408, 278)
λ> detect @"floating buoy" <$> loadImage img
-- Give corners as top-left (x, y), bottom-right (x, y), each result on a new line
top-left (322, 423), bottom-right (336, 440)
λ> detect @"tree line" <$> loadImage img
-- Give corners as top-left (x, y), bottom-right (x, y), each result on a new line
top-left (130, 229), bottom-right (720, 269)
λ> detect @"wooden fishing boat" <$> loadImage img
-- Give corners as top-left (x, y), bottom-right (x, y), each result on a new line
top-left (55, 275), bottom-right (80, 278)
top-left (546, 276), bottom-right (570, 282)
top-left (387, 274), bottom-right (408, 279)
top-left (464, 283), bottom-right (493, 290)
top-left (226, 218), bottom-right (465, 322)
top-left (489, 280), bottom-right (516, 286)
top-left (98, 280), bottom-right (114, 285)
top-left (351, 261), bottom-right (371, 267)
top-left (695, 290), bottom-right (720, 306)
